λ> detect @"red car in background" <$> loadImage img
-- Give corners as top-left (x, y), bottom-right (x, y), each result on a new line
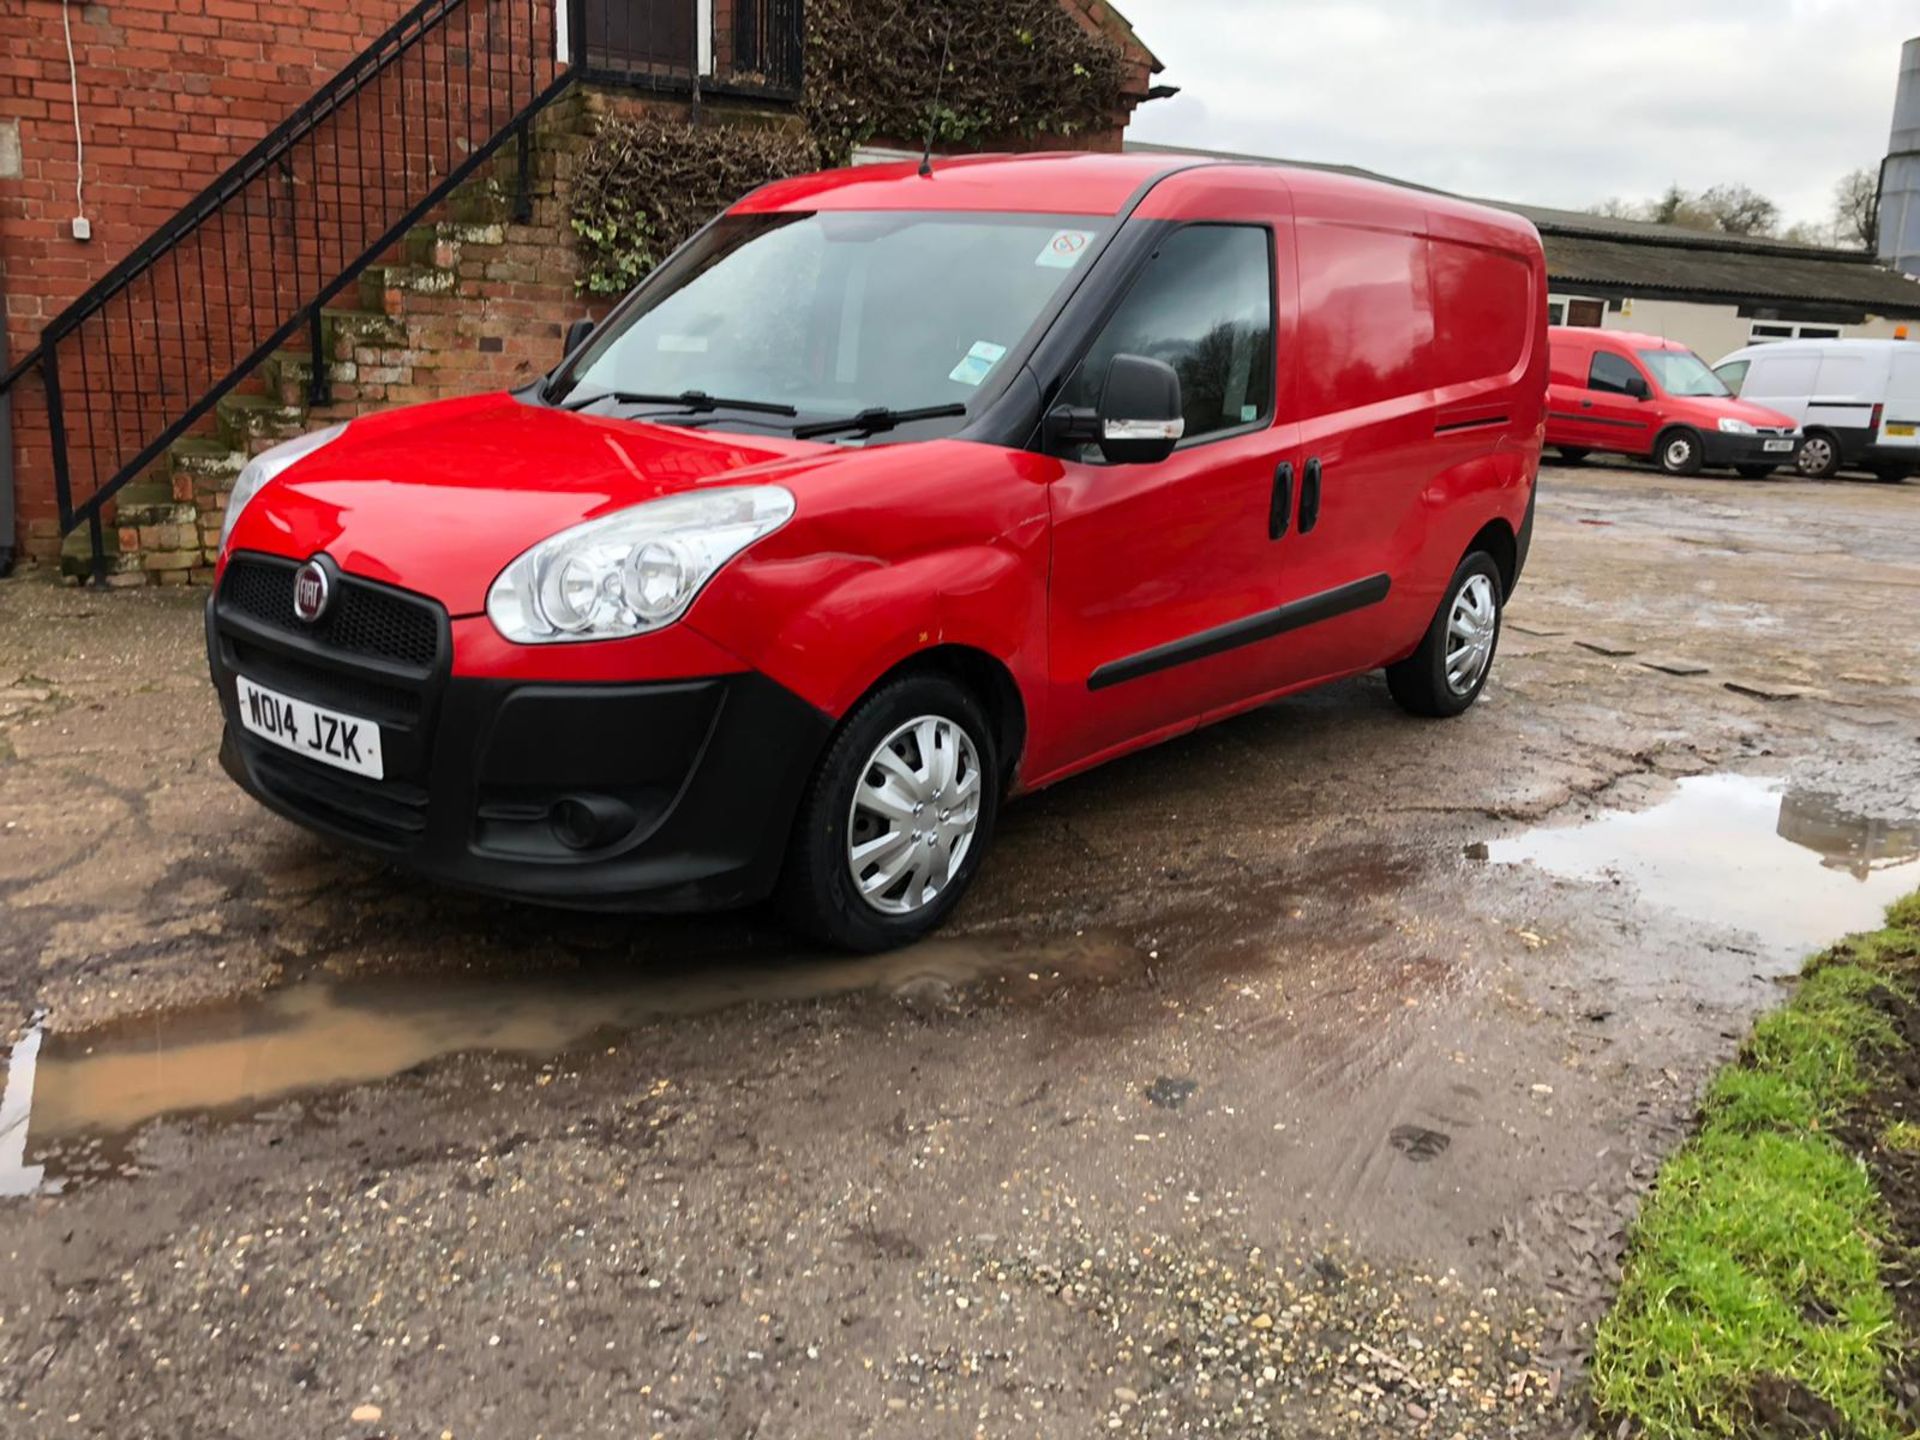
top-left (1546, 327), bottom-right (1803, 477)
top-left (207, 153), bottom-right (1545, 950)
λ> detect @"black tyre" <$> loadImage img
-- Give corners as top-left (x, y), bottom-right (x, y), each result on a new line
top-left (1554, 446), bottom-right (1590, 464)
top-left (1867, 465), bottom-right (1912, 484)
top-left (1655, 428), bottom-right (1704, 476)
top-left (1797, 432), bottom-right (1842, 479)
top-left (1386, 551), bottom-right (1503, 719)
top-left (778, 672), bottom-right (999, 951)
top-left (1734, 463), bottom-right (1777, 480)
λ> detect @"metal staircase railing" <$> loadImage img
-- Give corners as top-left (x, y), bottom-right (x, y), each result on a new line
top-left (2, 0), bottom-right (579, 581)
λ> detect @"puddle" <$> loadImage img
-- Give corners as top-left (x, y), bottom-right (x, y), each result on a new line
top-left (1488, 774), bottom-right (1920, 959)
top-left (0, 930), bottom-right (1140, 1197)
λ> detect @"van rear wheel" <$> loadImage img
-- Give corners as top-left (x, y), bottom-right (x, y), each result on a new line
top-left (778, 673), bottom-right (999, 951)
top-left (1386, 552), bottom-right (1502, 719)
top-left (1554, 446), bottom-right (1589, 464)
top-left (1734, 464), bottom-right (1777, 480)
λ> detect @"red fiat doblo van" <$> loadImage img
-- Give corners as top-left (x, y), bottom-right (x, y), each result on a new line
top-left (208, 153), bottom-right (1546, 949)
top-left (1545, 327), bottom-right (1802, 477)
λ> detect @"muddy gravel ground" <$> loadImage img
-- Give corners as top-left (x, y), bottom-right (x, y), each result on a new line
top-left (1, 462), bottom-right (1918, 1438)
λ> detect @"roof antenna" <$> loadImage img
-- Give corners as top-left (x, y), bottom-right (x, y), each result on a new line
top-left (919, 26), bottom-right (953, 178)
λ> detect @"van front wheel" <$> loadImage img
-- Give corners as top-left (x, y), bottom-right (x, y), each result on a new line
top-left (778, 673), bottom-right (1000, 951)
top-left (1797, 432), bottom-right (1841, 479)
top-left (1655, 428), bottom-right (1704, 475)
top-left (1386, 552), bottom-right (1503, 719)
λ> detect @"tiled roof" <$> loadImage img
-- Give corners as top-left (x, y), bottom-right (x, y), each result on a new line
top-left (1538, 229), bottom-right (1920, 315)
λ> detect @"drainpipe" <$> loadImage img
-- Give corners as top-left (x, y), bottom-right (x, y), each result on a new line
top-left (0, 267), bottom-right (14, 579)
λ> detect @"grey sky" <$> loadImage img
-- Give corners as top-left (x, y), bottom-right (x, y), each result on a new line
top-left (1118, 0), bottom-right (1913, 230)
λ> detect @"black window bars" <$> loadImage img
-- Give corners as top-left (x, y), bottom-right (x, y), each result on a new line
top-left (1, 0), bottom-right (804, 583)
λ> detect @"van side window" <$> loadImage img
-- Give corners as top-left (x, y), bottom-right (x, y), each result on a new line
top-left (1588, 351), bottom-right (1643, 396)
top-left (1060, 224), bottom-right (1274, 449)
top-left (1714, 360), bottom-right (1749, 396)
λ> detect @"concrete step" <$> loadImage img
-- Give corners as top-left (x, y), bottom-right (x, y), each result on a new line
top-left (215, 393), bottom-right (307, 452)
top-left (322, 303), bottom-right (412, 351)
top-left (169, 436), bottom-right (246, 478)
top-left (59, 524), bottom-right (142, 582)
top-left (358, 263), bottom-right (460, 313)
top-left (113, 473), bottom-right (196, 529)
top-left (404, 219), bottom-right (508, 269)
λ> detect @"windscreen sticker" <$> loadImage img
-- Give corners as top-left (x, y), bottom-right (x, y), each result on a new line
top-left (948, 340), bottom-right (1008, 387)
top-left (1035, 230), bottom-right (1094, 269)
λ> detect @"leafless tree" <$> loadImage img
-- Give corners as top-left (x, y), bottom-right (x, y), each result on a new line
top-left (1696, 183), bottom-right (1779, 236)
top-left (1832, 167), bottom-right (1878, 251)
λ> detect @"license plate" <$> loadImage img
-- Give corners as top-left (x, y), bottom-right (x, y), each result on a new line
top-left (1763, 439), bottom-right (1793, 453)
top-left (235, 675), bottom-right (384, 779)
top-left (1887, 423), bottom-right (1916, 438)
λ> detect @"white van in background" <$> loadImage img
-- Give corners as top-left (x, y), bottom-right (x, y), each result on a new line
top-left (1712, 339), bottom-right (1920, 481)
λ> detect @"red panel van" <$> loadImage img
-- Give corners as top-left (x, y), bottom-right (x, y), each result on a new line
top-left (1545, 327), bottom-right (1802, 476)
top-left (206, 153), bottom-right (1546, 948)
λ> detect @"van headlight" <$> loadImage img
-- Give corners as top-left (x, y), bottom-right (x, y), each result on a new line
top-left (218, 423), bottom-right (348, 555)
top-left (1717, 417), bottom-right (1757, 435)
top-left (487, 486), bottom-right (795, 643)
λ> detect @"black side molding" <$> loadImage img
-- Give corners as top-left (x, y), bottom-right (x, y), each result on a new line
top-left (1547, 410), bottom-right (1648, 430)
top-left (1434, 414), bottom-right (1509, 435)
top-left (1087, 574), bottom-right (1392, 691)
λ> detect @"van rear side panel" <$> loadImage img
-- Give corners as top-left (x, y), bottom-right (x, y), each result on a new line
top-left (1884, 350), bottom-right (1920, 458)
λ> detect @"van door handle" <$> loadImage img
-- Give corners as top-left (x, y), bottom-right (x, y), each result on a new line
top-left (1269, 461), bottom-right (1293, 539)
top-left (1299, 457), bottom-right (1323, 534)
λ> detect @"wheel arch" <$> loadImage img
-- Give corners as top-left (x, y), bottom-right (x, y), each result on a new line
top-left (1653, 422), bottom-right (1702, 460)
top-left (1466, 517), bottom-right (1518, 599)
top-left (1799, 425), bottom-right (1844, 466)
top-left (856, 644), bottom-right (1028, 787)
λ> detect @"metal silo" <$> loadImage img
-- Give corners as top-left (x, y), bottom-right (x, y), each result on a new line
top-left (1880, 36), bottom-right (1920, 277)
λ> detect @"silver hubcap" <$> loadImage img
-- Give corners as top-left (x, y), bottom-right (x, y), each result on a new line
top-left (1664, 438), bottom-right (1693, 470)
top-left (1445, 573), bottom-right (1498, 695)
top-left (846, 715), bottom-right (982, 916)
top-left (1798, 438), bottom-right (1832, 475)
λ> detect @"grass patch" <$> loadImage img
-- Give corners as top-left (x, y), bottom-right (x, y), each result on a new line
top-left (1590, 893), bottom-right (1920, 1438)
top-left (1881, 1121), bottom-right (1920, 1155)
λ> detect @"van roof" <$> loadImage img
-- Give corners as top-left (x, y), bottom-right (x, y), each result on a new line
top-left (1548, 327), bottom-right (1694, 354)
top-left (733, 152), bottom-right (1538, 242)
top-left (1733, 338), bottom-right (1916, 355)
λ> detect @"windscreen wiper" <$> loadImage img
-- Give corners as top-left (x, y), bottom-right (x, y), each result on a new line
top-left (791, 403), bottom-right (968, 441)
top-left (560, 388), bottom-right (798, 417)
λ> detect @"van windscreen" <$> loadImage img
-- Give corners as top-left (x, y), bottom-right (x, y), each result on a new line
top-left (1637, 348), bottom-right (1730, 397)
top-left (557, 211), bottom-right (1106, 425)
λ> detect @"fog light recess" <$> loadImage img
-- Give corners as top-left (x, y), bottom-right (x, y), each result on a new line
top-left (549, 794), bottom-right (637, 851)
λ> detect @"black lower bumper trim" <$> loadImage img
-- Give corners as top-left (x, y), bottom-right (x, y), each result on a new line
top-left (1699, 432), bottom-right (1802, 467)
top-left (210, 615), bottom-right (833, 912)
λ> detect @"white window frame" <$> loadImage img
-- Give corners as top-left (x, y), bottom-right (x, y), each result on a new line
top-left (1547, 293), bottom-right (1607, 327)
top-left (1747, 320), bottom-right (1844, 345)
top-left (558, 2), bottom-right (715, 72)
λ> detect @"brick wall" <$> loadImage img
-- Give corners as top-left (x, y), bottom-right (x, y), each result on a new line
top-left (0, 0), bottom-right (421, 560)
top-left (0, 0), bottom-right (1160, 575)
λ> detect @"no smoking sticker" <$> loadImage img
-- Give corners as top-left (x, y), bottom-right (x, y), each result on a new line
top-left (1035, 229), bottom-right (1094, 269)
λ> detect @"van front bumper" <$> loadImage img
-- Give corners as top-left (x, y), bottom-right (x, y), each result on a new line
top-left (206, 567), bottom-right (832, 912)
top-left (1700, 431), bottom-right (1802, 468)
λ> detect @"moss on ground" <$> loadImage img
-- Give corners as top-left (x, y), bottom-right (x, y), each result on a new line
top-left (1589, 892), bottom-right (1919, 1438)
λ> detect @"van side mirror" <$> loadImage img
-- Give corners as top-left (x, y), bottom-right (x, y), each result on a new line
top-left (563, 317), bottom-right (595, 358)
top-left (1096, 354), bottom-right (1184, 464)
top-left (1625, 374), bottom-right (1650, 401)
